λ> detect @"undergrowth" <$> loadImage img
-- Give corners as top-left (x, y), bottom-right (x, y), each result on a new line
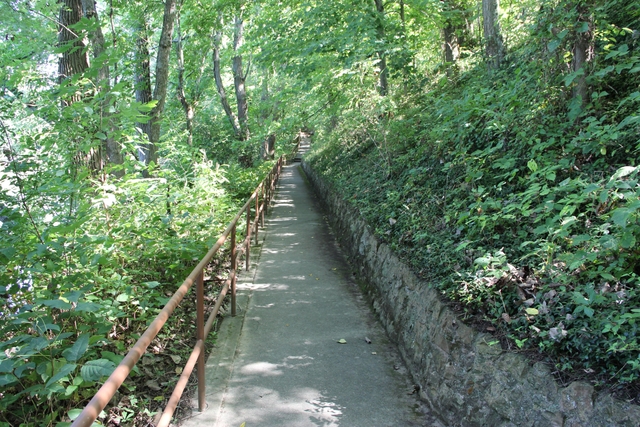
top-left (0, 146), bottom-right (272, 425)
top-left (306, 5), bottom-right (640, 398)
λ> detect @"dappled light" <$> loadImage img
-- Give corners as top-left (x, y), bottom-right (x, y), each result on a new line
top-left (2, 0), bottom-right (639, 424)
top-left (183, 162), bottom-right (431, 427)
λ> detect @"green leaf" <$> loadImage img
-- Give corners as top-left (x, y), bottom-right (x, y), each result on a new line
top-left (474, 257), bottom-right (491, 267)
top-left (62, 334), bottom-right (89, 362)
top-left (75, 302), bottom-right (102, 312)
top-left (609, 166), bottom-right (637, 182)
top-left (45, 364), bottom-right (76, 388)
top-left (620, 231), bottom-right (636, 249)
top-left (547, 39), bottom-right (561, 53)
top-left (116, 293), bottom-right (129, 302)
top-left (611, 208), bottom-right (632, 227)
top-left (576, 22), bottom-right (589, 33)
top-left (600, 272), bottom-right (616, 281)
top-left (68, 409), bottom-right (83, 421)
top-left (40, 299), bottom-right (72, 310)
top-left (0, 358), bottom-right (15, 373)
top-left (80, 359), bottom-right (116, 382)
top-left (0, 374), bottom-right (18, 387)
top-left (525, 308), bottom-right (539, 316)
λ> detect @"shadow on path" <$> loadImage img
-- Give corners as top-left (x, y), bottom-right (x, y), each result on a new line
top-left (181, 161), bottom-right (444, 427)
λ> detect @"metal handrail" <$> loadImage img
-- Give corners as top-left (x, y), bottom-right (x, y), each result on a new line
top-left (71, 155), bottom-right (287, 427)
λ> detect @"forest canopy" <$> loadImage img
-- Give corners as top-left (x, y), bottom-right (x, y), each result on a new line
top-left (1, 0), bottom-right (639, 425)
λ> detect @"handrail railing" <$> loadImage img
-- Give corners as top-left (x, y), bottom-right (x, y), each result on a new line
top-left (71, 155), bottom-right (288, 427)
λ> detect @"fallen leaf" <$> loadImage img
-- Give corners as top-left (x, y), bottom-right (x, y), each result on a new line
top-left (525, 307), bottom-right (539, 316)
top-left (337, 339), bottom-right (347, 344)
top-left (175, 367), bottom-right (183, 375)
top-left (501, 313), bottom-right (512, 323)
top-left (145, 380), bottom-right (161, 391)
top-left (389, 218), bottom-right (397, 225)
top-left (170, 355), bottom-right (181, 364)
top-left (486, 326), bottom-right (496, 332)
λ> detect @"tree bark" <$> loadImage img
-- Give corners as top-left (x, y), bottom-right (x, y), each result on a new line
top-left (443, 25), bottom-right (460, 63)
top-left (572, 3), bottom-right (592, 107)
top-left (482, 0), bottom-right (505, 69)
top-left (134, 18), bottom-right (153, 161)
top-left (442, 0), bottom-right (462, 64)
top-left (58, 0), bottom-right (89, 99)
top-left (175, 6), bottom-right (194, 146)
top-left (261, 133), bottom-right (275, 160)
top-left (143, 0), bottom-right (177, 169)
top-left (232, 15), bottom-right (250, 141)
top-left (58, 0), bottom-right (107, 174)
top-left (82, 0), bottom-right (123, 175)
top-left (213, 31), bottom-right (241, 138)
top-left (373, 0), bottom-right (388, 96)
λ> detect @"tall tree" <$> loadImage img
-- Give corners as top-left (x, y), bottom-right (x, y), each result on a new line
top-left (139, 0), bottom-right (177, 169)
top-left (232, 14), bottom-right (250, 141)
top-left (82, 0), bottom-right (124, 174)
top-left (482, 0), bottom-right (505, 69)
top-left (175, 3), bottom-right (195, 146)
top-left (134, 17), bottom-right (153, 159)
top-left (58, 0), bottom-right (89, 93)
top-left (374, 0), bottom-right (388, 96)
top-left (213, 31), bottom-right (241, 137)
top-left (572, 1), bottom-right (592, 108)
top-left (58, 0), bottom-right (107, 173)
top-left (442, 1), bottom-right (461, 64)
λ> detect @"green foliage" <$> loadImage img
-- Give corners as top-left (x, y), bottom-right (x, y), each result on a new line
top-left (306, 0), bottom-right (640, 389)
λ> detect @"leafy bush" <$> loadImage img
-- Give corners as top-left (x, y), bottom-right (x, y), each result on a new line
top-left (0, 135), bottom-right (262, 424)
top-left (306, 1), bottom-right (640, 389)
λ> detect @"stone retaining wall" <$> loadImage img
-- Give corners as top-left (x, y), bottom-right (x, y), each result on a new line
top-left (301, 161), bottom-right (640, 427)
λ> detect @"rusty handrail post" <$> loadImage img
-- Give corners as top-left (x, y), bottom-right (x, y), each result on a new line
top-left (254, 184), bottom-right (260, 245)
top-left (196, 270), bottom-right (205, 412)
top-left (245, 203), bottom-right (251, 271)
top-left (260, 179), bottom-right (266, 227)
top-left (231, 224), bottom-right (237, 317)
top-left (267, 172), bottom-right (272, 206)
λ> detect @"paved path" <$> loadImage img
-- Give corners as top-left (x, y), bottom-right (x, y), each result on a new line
top-left (181, 157), bottom-right (442, 427)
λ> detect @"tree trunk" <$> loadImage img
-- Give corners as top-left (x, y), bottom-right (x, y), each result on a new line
top-left (232, 15), bottom-right (250, 141)
top-left (261, 133), bottom-right (276, 160)
top-left (213, 31), bottom-right (241, 137)
top-left (58, 0), bottom-right (106, 174)
top-left (482, 0), bottom-right (505, 69)
top-left (443, 25), bottom-right (460, 63)
top-left (175, 6), bottom-right (194, 146)
top-left (442, 0), bottom-right (462, 64)
top-left (572, 3), bottom-right (592, 108)
top-left (144, 0), bottom-right (177, 169)
top-left (374, 0), bottom-right (388, 96)
top-left (58, 0), bottom-right (89, 91)
top-left (134, 18), bottom-right (152, 157)
top-left (82, 0), bottom-right (123, 175)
